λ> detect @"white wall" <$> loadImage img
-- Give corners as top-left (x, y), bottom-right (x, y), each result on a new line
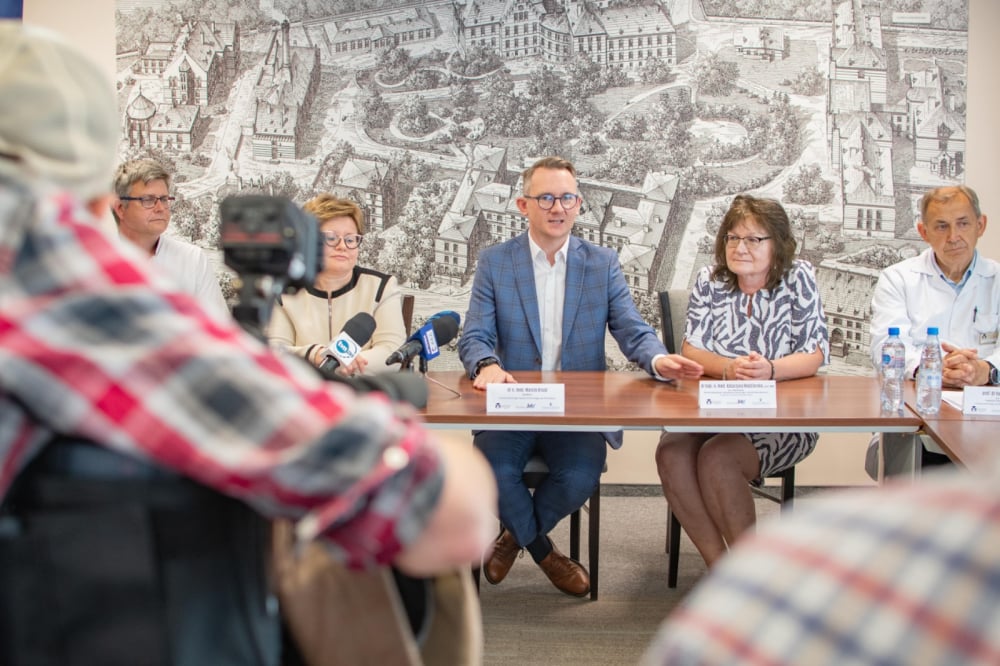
top-left (21, 0), bottom-right (1000, 485)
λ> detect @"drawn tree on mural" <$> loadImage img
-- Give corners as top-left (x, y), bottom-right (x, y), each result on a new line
top-left (376, 45), bottom-right (413, 85)
top-left (451, 80), bottom-right (478, 123)
top-left (639, 58), bottom-right (674, 85)
top-left (171, 197), bottom-right (217, 244)
top-left (373, 180), bottom-right (456, 289)
top-left (763, 95), bottom-right (801, 165)
top-left (694, 52), bottom-right (740, 97)
top-left (657, 121), bottom-right (696, 168)
top-left (360, 89), bottom-right (391, 130)
top-left (784, 164), bottom-right (835, 205)
top-left (596, 145), bottom-right (655, 186)
top-left (785, 66), bottom-right (826, 96)
top-left (398, 95), bottom-right (435, 135)
top-left (566, 53), bottom-right (628, 97)
top-left (449, 45), bottom-right (504, 77)
top-left (702, 0), bottom-right (829, 21)
top-left (929, 0), bottom-right (969, 29)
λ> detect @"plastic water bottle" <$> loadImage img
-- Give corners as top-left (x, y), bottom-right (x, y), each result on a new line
top-left (879, 327), bottom-right (905, 414)
top-left (915, 327), bottom-right (942, 415)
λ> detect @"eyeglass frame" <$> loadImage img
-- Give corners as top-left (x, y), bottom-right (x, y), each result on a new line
top-left (724, 234), bottom-right (772, 249)
top-left (119, 195), bottom-right (176, 209)
top-left (321, 232), bottom-right (363, 249)
top-left (522, 192), bottom-right (582, 211)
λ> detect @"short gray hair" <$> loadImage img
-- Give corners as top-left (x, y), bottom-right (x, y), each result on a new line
top-left (919, 185), bottom-right (982, 221)
top-left (112, 159), bottom-right (172, 198)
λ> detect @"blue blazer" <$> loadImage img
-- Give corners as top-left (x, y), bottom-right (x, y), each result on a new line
top-left (458, 233), bottom-right (667, 448)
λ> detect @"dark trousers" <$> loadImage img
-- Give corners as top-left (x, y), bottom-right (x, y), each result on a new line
top-left (473, 430), bottom-right (606, 550)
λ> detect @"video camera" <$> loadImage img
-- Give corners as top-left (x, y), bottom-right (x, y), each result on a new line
top-left (219, 195), bottom-right (323, 339)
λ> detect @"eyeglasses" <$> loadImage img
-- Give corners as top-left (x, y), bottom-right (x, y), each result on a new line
top-left (120, 195), bottom-right (175, 209)
top-left (724, 234), bottom-right (772, 248)
top-left (321, 232), bottom-right (363, 249)
top-left (523, 193), bottom-right (582, 210)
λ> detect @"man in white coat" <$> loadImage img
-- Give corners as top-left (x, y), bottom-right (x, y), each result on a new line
top-left (112, 158), bottom-right (230, 318)
top-left (868, 184), bottom-right (1000, 476)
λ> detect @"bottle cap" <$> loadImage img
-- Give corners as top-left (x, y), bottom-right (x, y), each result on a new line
top-left (888, 327), bottom-right (899, 336)
top-left (927, 327), bottom-right (939, 335)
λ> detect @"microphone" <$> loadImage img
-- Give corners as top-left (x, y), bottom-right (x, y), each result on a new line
top-left (318, 312), bottom-right (376, 375)
top-left (385, 311), bottom-right (460, 366)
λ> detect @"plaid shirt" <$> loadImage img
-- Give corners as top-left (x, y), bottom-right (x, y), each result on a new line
top-left (0, 176), bottom-right (442, 569)
top-left (645, 471), bottom-right (1000, 665)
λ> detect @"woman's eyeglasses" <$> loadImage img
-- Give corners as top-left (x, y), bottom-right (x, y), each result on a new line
top-left (523, 193), bottom-right (582, 210)
top-left (724, 234), bottom-right (772, 249)
top-left (321, 232), bottom-right (363, 249)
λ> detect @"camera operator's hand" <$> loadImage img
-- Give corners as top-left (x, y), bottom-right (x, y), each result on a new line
top-left (392, 435), bottom-right (497, 577)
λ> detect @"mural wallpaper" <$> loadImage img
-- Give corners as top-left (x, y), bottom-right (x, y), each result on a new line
top-left (114, 0), bottom-right (970, 374)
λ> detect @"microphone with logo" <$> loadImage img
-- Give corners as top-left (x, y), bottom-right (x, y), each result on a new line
top-left (385, 311), bottom-right (461, 368)
top-left (386, 311), bottom-right (462, 398)
top-left (318, 312), bottom-right (376, 375)
top-left (316, 312), bottom-right (428, 408)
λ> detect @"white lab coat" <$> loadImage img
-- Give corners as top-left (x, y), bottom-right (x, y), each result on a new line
top-left (867, 248), bottom-right (1000, 478)
top-left (870, 248), bottom-right (1000, 377)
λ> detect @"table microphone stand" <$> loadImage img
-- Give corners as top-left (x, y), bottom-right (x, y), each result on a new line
top-left (404, 356), bottom-right (461, 399)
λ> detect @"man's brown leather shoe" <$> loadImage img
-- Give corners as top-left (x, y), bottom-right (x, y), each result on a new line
top-left (538, 541), bottom-right (590, 597)
top-left (483, 529), bottom-right (521, 585)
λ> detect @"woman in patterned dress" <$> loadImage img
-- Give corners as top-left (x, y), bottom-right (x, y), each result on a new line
top-left (655, 194), bottom-right (830, 568)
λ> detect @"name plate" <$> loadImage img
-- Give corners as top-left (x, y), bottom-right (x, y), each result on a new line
top-left (962, 386), bottom-right (1000, 415)
top-left (698, 381), bottom-right (777, 409)
top-left (487, 383), bottom-right (565, 413)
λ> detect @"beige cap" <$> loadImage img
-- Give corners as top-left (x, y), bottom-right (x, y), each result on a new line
top-left (0, 21), bottom-right (119, 199)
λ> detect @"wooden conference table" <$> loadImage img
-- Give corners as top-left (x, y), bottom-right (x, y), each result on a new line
top-left (419, 371), bottom-right (923, 435)
top-left (917, 400), bottom-right (1000, 468)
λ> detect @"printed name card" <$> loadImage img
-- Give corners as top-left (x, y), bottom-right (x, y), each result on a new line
top-left (698, 381), bottom-right (777, 409)
top-left (961, 386), bottom-right (1000, 415)
top-left (487, 383), bottom-right (565, 413)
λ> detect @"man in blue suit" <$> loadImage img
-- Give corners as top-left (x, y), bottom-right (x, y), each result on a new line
top-left (459, 157), bottom-right (703, 596)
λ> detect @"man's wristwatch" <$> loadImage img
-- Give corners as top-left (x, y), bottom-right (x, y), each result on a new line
top-left (473, 357), bottom-right (500, 378)
top-left (988, 362), bottom-right (999, 386)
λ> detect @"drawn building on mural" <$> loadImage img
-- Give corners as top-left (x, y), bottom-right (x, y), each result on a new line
top-left (830, 112), bottom-right (896, 239)
top-left (329, 157), bottom-right (394, 233)
top-left (733, 26), bottom-right (786, 62)
top-left (458, 0), bottom-right (676, 71)
top-left (328, 6), bottom-right (439, 54)
top-left (250, 20), bottom-right (321, 161)
top-left (124, 20), bottom-right (238, 151)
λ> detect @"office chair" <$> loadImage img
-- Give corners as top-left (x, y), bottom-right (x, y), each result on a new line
top-left (657, 289), bottom-right (797, 588)
top-left (401, 293), bottom-right (415, 335)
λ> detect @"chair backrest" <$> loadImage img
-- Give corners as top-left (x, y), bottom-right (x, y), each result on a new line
top-left (401, 294), bottom-right (415, 336)
top-left (657, 289), bottom-right (691, 354)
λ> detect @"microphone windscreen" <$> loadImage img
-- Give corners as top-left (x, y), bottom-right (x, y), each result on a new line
top-left (430, 315), bottom-right (459, 347)
top-left (342, 312), bottom-right (376, 344)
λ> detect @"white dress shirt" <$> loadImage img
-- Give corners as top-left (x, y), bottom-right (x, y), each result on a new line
top-left (528, 235), bottom-right (568, 371)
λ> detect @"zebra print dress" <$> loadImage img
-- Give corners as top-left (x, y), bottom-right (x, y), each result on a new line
top-left (685, 259), bottom-right (831, 480)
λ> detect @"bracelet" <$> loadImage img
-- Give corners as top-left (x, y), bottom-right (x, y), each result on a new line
top-left (767, 359), bottom-right (775, 380)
